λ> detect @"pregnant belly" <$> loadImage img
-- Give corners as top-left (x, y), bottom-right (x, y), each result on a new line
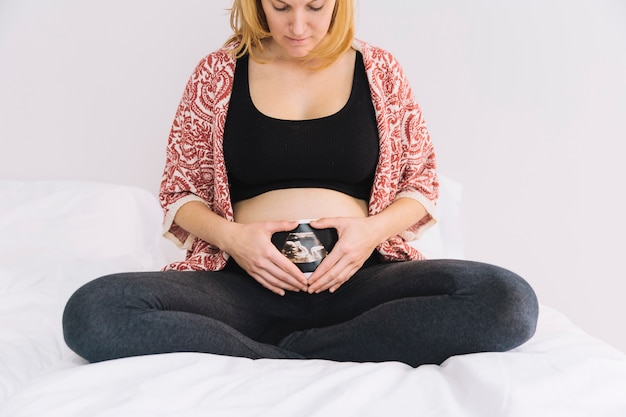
top-left (232, 188), bottom-right (369, 223)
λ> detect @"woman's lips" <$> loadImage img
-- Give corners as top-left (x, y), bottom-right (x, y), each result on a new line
top-left (287, 37), bottom-right (308, 45)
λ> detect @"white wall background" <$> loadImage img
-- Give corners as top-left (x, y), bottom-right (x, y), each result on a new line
top-left (1, 0), bottom-right (625, 352)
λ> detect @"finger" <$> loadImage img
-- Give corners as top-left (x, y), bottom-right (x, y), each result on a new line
top-left (267, 263), bottom-right (308, 291)
top-left (308, 247), bottom-right (367, 293)
top-left (251, 272), bottom-right (287, 296)
top-left (309, 217), bottom-right (340, 231)
top-left (308, 218), bottom-right (326, 228)
top-left (328, 264), bottom-right (361, 293)
top-left (255, 255), bottom-right (308, 291)
top-left (322, 259), bottom-right (362, 294)
top-left (270, 252), bottom-right (309, 286)
top-left (270, 220), bottom-right (300, 233)
top-left (254, 270), bottom-right (301, 295)
top-left (306, 246), bottom-right (345, 284)
top-left (257, 269), bottom-right (304, 293)
top-left (307, 257), bottom-right (348, 293)
top-left (309, 269), bottom-right (348, 294)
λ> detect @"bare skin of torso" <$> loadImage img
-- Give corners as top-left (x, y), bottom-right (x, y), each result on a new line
top-left (232, 46), bottom-right (365, 224)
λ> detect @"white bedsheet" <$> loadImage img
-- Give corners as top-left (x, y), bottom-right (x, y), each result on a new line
top-left (1, 180), bottom-right (625, 417)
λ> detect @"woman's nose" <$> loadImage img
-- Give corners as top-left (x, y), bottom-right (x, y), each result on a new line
top-left (290, 11), bottom-right (306, 36)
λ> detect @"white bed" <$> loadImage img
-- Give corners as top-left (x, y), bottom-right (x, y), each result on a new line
top-left (1, 178), bottom-right (625, 417)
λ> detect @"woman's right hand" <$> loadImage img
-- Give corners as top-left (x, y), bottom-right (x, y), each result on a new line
top-left (174, 202), bottom-right (307, 295)
top-left (223, 221), bottom-right (309, 296)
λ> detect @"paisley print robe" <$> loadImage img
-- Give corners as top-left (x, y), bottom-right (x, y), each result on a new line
top-left (159, 40), bottom-right (438, 271)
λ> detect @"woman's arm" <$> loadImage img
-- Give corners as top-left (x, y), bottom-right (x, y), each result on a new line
top-left (174, 201), bottom-right (309, 295)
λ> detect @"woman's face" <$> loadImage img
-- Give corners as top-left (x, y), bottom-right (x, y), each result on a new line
top-left (260, 0), bottom-right (336, 59)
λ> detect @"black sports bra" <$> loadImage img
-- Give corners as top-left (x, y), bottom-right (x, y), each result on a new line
top-left (223, 52), bottom-right (379, 204)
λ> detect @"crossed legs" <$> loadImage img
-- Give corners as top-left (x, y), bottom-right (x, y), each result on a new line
top-left (62, 258), bottom-right (538, 367)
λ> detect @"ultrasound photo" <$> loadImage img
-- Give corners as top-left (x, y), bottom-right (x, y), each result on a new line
top-left (280, 231), bottom-right (327, 264)
top-left (271, 222), bottom-right (338, 273)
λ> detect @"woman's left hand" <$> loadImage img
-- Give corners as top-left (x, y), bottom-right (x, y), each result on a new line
top-left (305, 198), bottom-right (428, 293)
top-left (305, 217), bottom-right (380, 294)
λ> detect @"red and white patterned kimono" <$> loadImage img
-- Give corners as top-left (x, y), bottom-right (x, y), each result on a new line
top-left (159, 39), bottom-right (439, 271)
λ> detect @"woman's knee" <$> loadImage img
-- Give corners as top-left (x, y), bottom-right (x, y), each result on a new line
top-left (62, 273), bottom-right (134, 361)
top-left (478, 263), bottom-right (539, 349)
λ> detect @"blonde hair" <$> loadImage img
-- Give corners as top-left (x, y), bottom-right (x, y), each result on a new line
top-left (226, 0), bottom-right (354, 67)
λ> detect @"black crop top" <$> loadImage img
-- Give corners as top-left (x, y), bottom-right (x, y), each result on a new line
top-left (223, 52), bottom-right (379, 204)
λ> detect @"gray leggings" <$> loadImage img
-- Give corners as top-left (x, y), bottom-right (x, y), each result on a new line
top-left (62, 256), bottom-right (538, 367)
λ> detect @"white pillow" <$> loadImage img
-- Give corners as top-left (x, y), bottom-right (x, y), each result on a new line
top-left (0, 180), bottom-right (184, 271)
top-left (410, 174), bottom-right (464, 259)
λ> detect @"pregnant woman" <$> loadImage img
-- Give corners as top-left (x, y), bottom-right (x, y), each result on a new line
top-left (62, 0), bottom-right (538, 367)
